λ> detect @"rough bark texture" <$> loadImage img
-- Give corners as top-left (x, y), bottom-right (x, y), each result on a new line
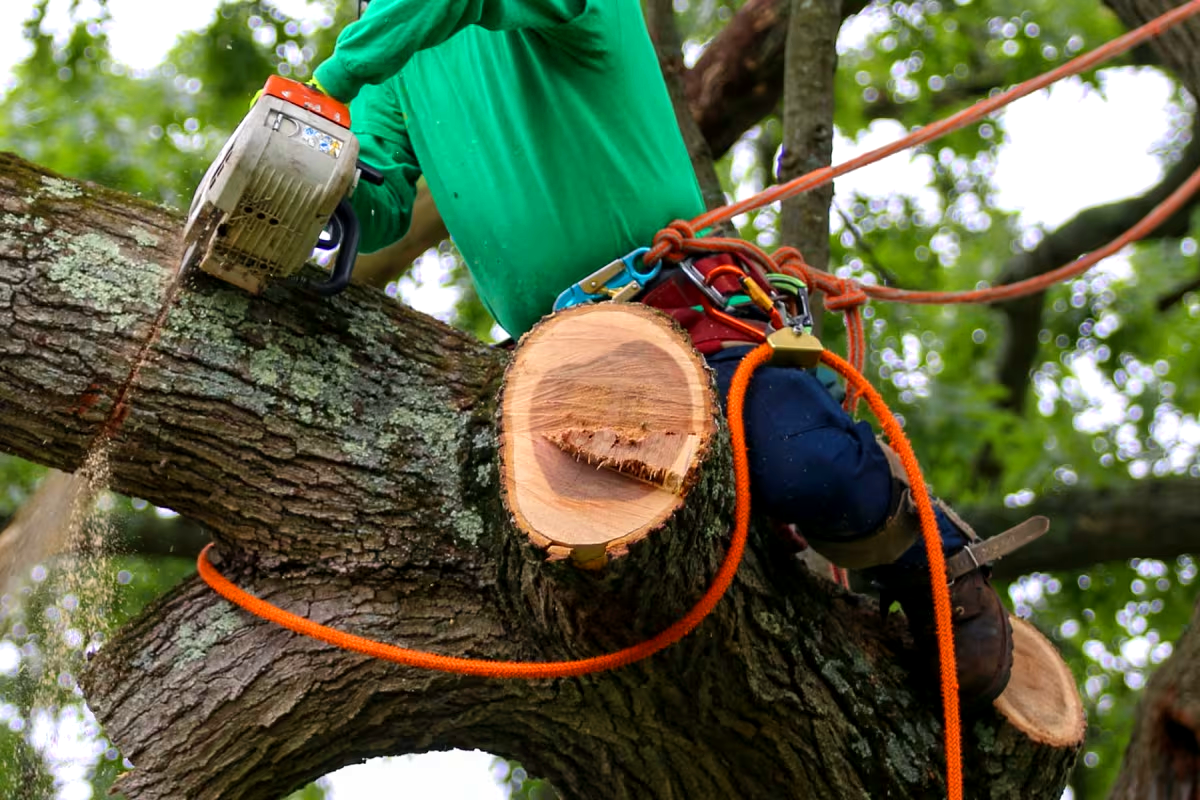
top-left (10, 473), bottom-right (1196, 580)
top-left (1109, 597), bottom-right (1200, 799)
top-left (0, 154), bottom-right (1082, 798)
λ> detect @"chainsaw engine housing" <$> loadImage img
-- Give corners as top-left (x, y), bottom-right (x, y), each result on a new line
top-left (183, 77), bottom-right (360, 293)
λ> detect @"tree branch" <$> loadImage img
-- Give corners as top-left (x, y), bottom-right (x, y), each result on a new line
top-left (777, 0), bottom-right (840, 268)
top-left (1108, 595), bottom-right (1200, 798)
top-left (0, 152), bottom-right (1083, 799)
top-left (1156, 269), bottom-right (1200, 311)
top-left (685, 0), bottom-right (870, 160)
top-left (993, 123), bottom-right (1200, 415)
top-left (961, 477), bottom-right (1200, 581)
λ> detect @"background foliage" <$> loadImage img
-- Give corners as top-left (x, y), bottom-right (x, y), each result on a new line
top-left (0, 0), bottom-right (1197, 797)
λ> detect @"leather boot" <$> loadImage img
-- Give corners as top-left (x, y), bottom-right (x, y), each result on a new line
top-left (800, 439), bottom-right (1050, 707)
top-left (874, 510), bottom-right (1050, 708)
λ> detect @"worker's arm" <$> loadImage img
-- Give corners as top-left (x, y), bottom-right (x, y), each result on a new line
top-left (348, 81), bottom-right (421, 253)
top-left (314, 0), bottom-right (595, 102)
top-left (353, 176), bottom-right (448, 289)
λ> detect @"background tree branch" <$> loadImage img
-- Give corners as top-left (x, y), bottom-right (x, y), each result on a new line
top-left (962, 478), bottom-right (1200, 580)
top-left (684, 0), bottom-right (869, 160)
top-left (993, 122), bottom-right (1200, 415)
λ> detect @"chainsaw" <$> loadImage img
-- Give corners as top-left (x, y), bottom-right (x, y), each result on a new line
top-left (180, 76), bottom-right (382, 295)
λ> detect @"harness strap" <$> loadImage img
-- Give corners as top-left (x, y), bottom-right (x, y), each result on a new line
top-left (639, 254), bottom-right (775, 354)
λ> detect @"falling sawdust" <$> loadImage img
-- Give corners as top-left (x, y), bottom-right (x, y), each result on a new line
top-left (4, 246), bottom-right (198, 708)
top-left (2, 449), bottom-right (122, 707)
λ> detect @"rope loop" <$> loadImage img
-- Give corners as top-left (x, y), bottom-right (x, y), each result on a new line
top-left (773, 246), bottom-right (811, 277)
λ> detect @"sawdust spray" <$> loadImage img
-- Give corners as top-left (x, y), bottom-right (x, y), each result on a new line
top-left (1, 259), bottom-right (197, 783)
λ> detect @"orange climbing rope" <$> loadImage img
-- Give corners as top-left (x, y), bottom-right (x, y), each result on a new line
top-left (822, 350), bottom-right (961, 796)
top-left (646, 0), bottom-right (1200, 250)
top-left (199, 344), bottom-right (770, 679)
top-left (641, 0), bottom-right (1200, 416)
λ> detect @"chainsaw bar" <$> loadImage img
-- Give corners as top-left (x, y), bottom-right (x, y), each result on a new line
top-left (178, 203), bottom-right (222, 281)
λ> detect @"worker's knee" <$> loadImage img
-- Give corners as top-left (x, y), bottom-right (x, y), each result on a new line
top-left (748, 428), bottom-right (893, 537)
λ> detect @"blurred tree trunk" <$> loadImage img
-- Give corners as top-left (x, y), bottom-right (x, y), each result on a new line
top-left (776, 0), bottom-right (841, 337)
top-left (1109, 598), bottom-right (1200, 799)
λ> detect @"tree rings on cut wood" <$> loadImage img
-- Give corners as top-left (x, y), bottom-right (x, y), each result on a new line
top-left (499, 304), bottom-right (718, 567)
top-left (994, 615), bottom-right (1086, 747)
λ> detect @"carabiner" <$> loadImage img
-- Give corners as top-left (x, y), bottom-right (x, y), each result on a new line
top-left (554, 247), bottom-right (659, 311)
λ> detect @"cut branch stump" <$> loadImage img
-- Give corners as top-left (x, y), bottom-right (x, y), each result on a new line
top-left (499, 303), bottom-right (717, 566)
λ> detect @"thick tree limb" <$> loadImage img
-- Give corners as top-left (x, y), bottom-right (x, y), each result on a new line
top-left (685, 0), bottom-right (869, 159)
top-left (1103, 0), bottom-right (1200, 94)
top-left (777, 0), bottom-right (841, 337)
top-left (962, 477), bottom-right (1200, 581)
top-left (0, 152), bottom-right (1081, 799)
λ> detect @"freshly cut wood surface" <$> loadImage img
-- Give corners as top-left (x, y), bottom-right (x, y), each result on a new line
top-left (994, 615), bottom-right (1087, 747)
top-left (499, 304), bottom-right (717, 561)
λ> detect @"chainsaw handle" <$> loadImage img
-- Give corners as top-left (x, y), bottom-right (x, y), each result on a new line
top-left (308, 198), bottom-right (360, 296)
top-left (357, 160), bottom-right (385, 186)
top-left (314, 212), bottom-right (342, 251)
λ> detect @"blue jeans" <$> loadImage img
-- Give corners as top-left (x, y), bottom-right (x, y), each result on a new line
top-left (707, 346), bottom-right (968, 567)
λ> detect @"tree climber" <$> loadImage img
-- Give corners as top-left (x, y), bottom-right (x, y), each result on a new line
top-left (312, 0), bottom-right (1028, 706)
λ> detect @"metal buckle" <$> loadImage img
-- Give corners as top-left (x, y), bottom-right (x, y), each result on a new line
top-left (782, 280), bottom-right (816, 333)
top-left (553, 247), bottom-right (658, 311)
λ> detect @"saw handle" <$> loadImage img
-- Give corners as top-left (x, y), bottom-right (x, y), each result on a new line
top-left (308, 198), bottom-right (360, 296)
top-left (306, 161), bottom-right (382, 294)
top-left (358, 160), bottom-right (385, 186)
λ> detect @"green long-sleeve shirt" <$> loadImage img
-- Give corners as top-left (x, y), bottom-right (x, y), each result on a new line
top-left (314, 0), bottom-right (705, 338)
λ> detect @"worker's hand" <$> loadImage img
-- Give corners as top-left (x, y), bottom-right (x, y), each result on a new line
top-left (247, 75), bottom-right (329, 112)
top-left (305, 75), bottom-right (328, 95)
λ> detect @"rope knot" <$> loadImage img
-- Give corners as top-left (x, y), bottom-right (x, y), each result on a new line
top-left (773, 246), bottom-right (812, 281)
top-left (649, 219), bottom-right (697, 263)
top-left (823, 278), bottom-right (868, 312)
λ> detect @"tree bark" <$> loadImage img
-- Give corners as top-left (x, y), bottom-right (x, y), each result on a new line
top-left (777, 0), bottom-right (841, 337)
top-left (0, 153), bottom-right (1083, 798)
top-left (9, 473), bottom-right (1197, 581)
top-left (684, 0), bottom-right (870, 160)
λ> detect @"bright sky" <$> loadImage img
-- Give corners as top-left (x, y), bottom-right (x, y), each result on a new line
top-left (0, 1), bottom-right (1185, 798)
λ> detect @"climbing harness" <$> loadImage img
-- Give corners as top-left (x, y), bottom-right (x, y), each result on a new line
top-left (197, 4), bottom-right (1200, 800)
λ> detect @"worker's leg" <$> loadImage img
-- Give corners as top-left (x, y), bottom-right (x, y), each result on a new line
top-left (707, 345), bottom-right (1009, 706)
top-left (706, 346), bottom-right (970, 556)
